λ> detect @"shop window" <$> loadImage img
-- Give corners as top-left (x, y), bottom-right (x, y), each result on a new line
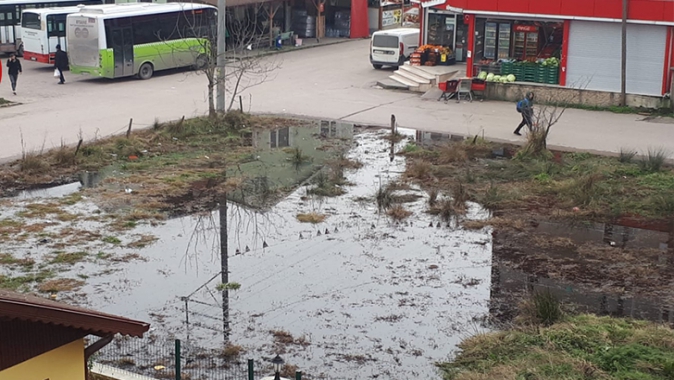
top-left (427, 13), bottom-right (454, 51)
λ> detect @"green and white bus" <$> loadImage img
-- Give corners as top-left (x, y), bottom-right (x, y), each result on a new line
top-left (66, 2), bottom-right (216, 79)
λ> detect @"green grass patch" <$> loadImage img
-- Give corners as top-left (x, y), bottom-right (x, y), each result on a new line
top-left (438, 314), bottom-right (674, 380)
top-left (101, 236), bottom-right (122, 245)
top-left (49, 251), bottom-right (88, 265)
top-left (404, 139), bottom-right (674, 221)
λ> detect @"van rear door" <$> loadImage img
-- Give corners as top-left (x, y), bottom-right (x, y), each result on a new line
top-left (371, 34), bottom-right (400, 64)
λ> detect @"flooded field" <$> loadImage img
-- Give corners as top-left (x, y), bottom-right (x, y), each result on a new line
top-left (1, 122), bottom-right (673, 379)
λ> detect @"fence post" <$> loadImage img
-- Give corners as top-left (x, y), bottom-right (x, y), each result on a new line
top-left (175, 339), bottom-right (181, 380)
top-left (247, 359), bottom-right (254, 380)
top-left (296, 371), bottom-right (302, 380)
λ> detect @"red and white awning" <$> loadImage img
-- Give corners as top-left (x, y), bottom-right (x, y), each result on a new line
top-left (411, 0), bottom-right (463, 11)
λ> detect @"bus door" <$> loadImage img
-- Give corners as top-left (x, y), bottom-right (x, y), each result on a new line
top-left (0, 6), bottom-right (17, 52)
top-left (47, 14), bottom-right (67, 63)
top-left (111, 26), bottom-right (133, 77)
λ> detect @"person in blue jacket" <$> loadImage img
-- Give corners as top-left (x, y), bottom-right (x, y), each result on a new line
top-left (514, 92), bottom-right (535, 136)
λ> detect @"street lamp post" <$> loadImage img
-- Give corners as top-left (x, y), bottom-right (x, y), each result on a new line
top-left (272, 355), bottom-right (284, 380)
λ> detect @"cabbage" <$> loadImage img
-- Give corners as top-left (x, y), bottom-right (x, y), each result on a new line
top-left (507, 74), bottom-right (516, 82)
top-left (486, 73), bottom-right (495, 81)
top-left (478, 71), bottom-right (488, 80)
top-left (493, 75), bottom-right (501, 82)
top-left (500, 77), bottom-right (508, 83)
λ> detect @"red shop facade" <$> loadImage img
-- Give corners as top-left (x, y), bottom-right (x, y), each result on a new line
top-left (418, 0), bottom-right (674, 97)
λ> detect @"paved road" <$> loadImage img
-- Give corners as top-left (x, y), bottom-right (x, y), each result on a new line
top-left (1, 39), bottom-right (673, 162)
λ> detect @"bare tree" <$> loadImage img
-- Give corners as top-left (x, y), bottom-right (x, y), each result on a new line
top-left (518, 79), bottom-right (591, 159)
top-left (184, 4), bottom-right (281, 117)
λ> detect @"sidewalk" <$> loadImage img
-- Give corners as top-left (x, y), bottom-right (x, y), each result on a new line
top-left (224, 37), bottom-right (355, 61)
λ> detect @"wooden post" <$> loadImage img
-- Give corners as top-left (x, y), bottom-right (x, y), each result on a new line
top-left (389, 114), bottom-right (396, 162)
top-left (74, 139), bottom-right (83, 156)
top-left (126, 118), bottom-right (133, 138)
top-left (239, 95), bottom-right (243, 112)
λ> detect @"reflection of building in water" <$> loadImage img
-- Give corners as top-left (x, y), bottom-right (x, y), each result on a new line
top-left (536, 221), bottom-right (672, 253)
top-left (253, 121), bottom-right (354, 149)
top-left (320, 120), bottom-right (353, 139)
top-left (415, 131), bottom-right (463, 146)
top-left (490, 263), bottom-right (674, 326)
top-left (490, 221), bottom-right (674, 325)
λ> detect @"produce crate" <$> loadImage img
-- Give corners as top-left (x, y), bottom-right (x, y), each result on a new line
top-left (500, 62), bottom-right (513, 75)
top-left (523, 65), bottom-right (536, 82)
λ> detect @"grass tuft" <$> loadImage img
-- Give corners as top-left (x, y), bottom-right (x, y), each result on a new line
top-left (619, 148), bottom-right (637, 163)
top-left (387, 204), bottom-right (412, 220)
top-left (296, 212), bottom-right (326, 224)
top-left (375, 183), bottom-right (394, 211)
top-left (20, 153), bottom-right (50, 174)
top-left (638, 148), bottom-right (668, 173)
top-left (405, 160), bottom-right (433, 181)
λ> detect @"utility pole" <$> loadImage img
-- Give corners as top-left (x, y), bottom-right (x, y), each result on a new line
top-left (219, 197), bottom-right (230, 341)
top-left (620, 0), bottom-right (628, 106)
top-left (216, 0), bottom-right (226, 112)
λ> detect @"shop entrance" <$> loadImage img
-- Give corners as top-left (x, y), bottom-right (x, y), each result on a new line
top-left (470, 18), bottom-right (564, 84)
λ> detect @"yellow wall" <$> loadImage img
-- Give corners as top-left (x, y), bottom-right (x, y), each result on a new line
top-left (0, 339), bottom-right (85, 380)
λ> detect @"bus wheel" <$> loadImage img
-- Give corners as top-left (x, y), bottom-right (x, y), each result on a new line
top-left (138, 63), bottom-right (154, 80)
top-left (16, 45), bottom-right (24, 57)
top-left (194, 54), bottom-right (209, 70)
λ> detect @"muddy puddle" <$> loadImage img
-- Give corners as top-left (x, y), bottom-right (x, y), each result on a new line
top-left (2, 122), bottom-right (673, 378)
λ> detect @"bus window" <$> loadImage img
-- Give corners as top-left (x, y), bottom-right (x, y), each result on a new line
top-left (22, 13), bottom-right (41, 29)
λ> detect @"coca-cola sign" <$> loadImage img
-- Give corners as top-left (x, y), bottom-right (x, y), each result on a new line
top-left (514, 24), bottom-right (539, 32)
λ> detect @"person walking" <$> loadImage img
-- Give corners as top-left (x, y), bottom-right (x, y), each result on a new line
top-left (514, 92), bottom-right (535, 136)
top-left (6, 53), bottom-right (22, 95)
top-left (54, 44), bottom-right (68, 84)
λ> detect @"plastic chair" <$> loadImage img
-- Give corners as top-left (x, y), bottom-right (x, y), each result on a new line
top-left (457, 79), bottom-right (473, 102)
top-left (438, 79), bottom-right (460, 102)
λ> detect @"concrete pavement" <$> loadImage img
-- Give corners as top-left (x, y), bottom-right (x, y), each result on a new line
top-left (1, 39), bottom-right (673, 162)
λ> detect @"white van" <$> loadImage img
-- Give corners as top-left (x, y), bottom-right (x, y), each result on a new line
top-left (370, 28), bottom-right (420, 70)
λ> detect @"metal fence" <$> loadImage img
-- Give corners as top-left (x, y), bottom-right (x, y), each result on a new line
top-left (92, 335), bottom-right (295, 380)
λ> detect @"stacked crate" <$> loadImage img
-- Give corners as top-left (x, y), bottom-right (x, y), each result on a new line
top-left (410, 52), bottom-right (421, 66)
top-left (545, 66), bottom-right (560, 84)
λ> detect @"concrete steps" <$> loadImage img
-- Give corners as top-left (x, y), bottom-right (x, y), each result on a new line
top-left (386, 64), bottom-right (440, 93)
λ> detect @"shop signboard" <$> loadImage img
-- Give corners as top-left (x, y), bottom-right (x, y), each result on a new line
top-left (382, 9), bottom-right (402, 27)
top-left (514, 25), bottom-right (539, 33)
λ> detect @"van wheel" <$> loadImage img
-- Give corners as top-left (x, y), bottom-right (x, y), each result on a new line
top-left (372, 64), bottom-right (382, 70)
top-left (138, 62), bottom-right (154, 80)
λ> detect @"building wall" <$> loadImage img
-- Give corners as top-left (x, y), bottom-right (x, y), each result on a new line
top-left (435, 0), bottom-right (674, 22)
top-left (0, 339), bottom-right (85, 380)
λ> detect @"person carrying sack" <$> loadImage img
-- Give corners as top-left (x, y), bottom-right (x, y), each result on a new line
top-left (54, 44), bottom-right (68, 84)
top-left (514, 92), bottom-right (535, 136)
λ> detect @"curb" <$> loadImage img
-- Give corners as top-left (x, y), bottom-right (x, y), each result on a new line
top-left (225, 38), bottom-right (363, 62)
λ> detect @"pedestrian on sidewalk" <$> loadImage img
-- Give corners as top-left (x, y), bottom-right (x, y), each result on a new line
top-left (6, 53), bottom-right (22, 95)
top-left (514, 91), bottom-right (535, 136)
top-left (54, 44), bottom-right (68, 84)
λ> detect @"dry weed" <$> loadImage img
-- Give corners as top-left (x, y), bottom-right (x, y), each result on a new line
top-left (405, 160), bottom-right (433, 181)
top-left (387, 205), bottom-right (412, 220)
top-left (296, 212), bottom-right (326, 224)
top-left (37, 278), bottom-right (85, 293)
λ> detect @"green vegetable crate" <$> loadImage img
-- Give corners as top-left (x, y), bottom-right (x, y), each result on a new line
top-left (545, 66), bottom-right (560, 84)
top-left (523, 66), bottom-right (536, 82)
